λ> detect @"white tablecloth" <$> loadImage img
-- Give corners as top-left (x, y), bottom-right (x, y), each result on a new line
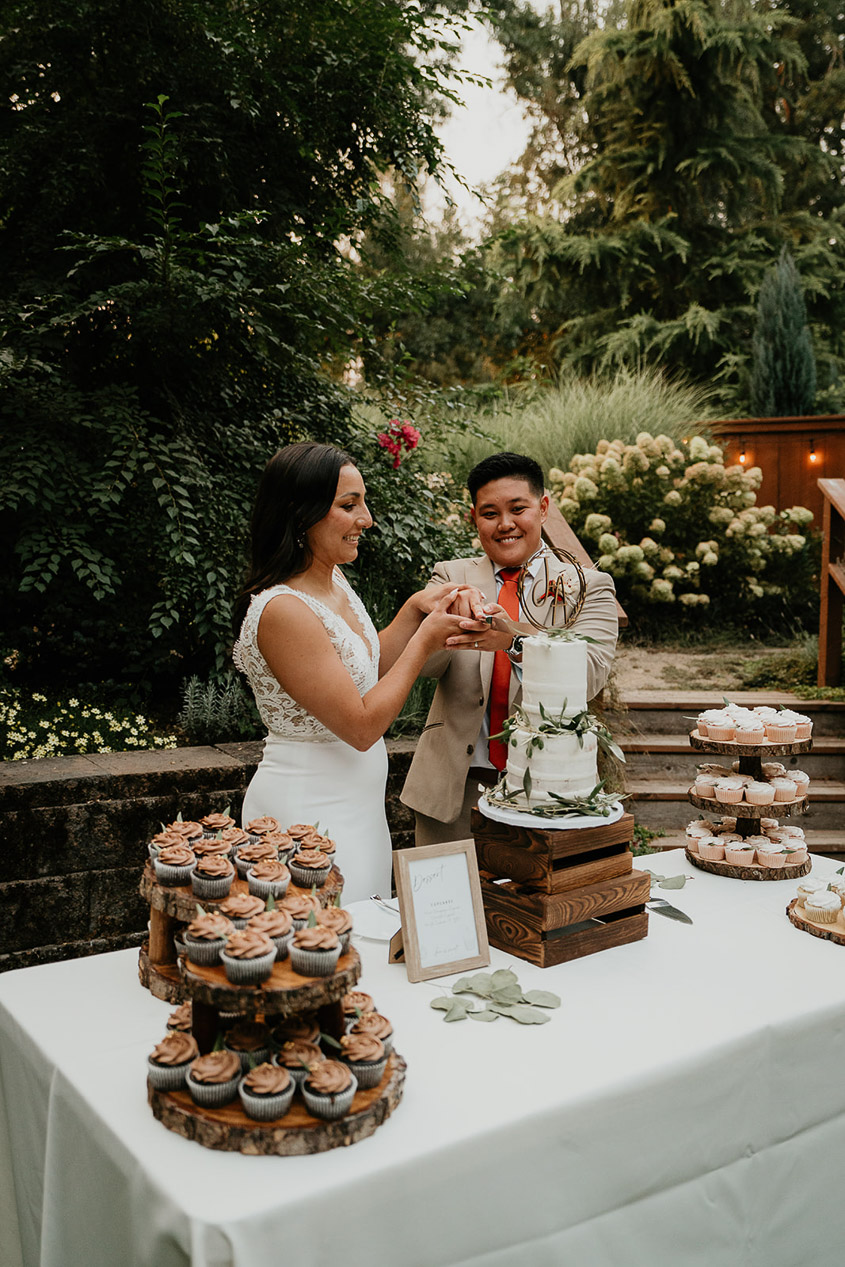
top-left (2, 850), bottom-right (845, 1267)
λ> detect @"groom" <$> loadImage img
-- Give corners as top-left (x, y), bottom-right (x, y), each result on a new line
top-left (401, 451), bottom-right (619, 846)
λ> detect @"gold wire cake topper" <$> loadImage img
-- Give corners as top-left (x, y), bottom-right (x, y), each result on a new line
top-left (516, 547), bottom-right (587, 631)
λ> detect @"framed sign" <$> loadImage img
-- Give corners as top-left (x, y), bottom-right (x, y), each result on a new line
top-left (393, 840), bottom-right (490, 983)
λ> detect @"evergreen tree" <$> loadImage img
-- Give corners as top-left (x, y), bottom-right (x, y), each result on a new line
top-left (750, 249), bottom-right (817, 416)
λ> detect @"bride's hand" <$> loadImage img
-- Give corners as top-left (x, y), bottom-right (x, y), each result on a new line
top-left (413, 583), bottom-right (488, 621)
top-left (413, 589), bottom-right (472, 653)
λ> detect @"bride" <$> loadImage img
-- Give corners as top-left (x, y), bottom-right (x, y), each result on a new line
top-left (233, 441), bottom-right (486, 902)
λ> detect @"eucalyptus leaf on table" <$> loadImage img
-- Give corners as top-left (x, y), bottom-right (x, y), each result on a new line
top-left (429, 971), bottom-right (561, 1025)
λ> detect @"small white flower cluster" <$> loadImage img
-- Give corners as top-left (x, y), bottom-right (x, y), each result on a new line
top-left (1, 691), bottom-right (177, 761)
top-left (548, 432), bottom-right (813, 613)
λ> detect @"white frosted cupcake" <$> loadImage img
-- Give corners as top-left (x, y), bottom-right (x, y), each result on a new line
top-left (765, 719), bottom-right (797, 743)
top-left (782, 844), bottom-right (808, 867)
top-left (735, 719), bottom-right (765, 745)
top-left (756, 841), bottom-right (783, 868)
top-left (745, 782), bottom-right (775, 806)
top-left (793, 714), bottom-right (813, 741)
top-left (797, 879), bottom-right (828, 906)
top-left (725, 842), bottom-right (756, 865)
top-left (714, 777), bottom-right (744, 804)
top-left (694, 775), bottom-right (717, 799)
top-left (791, 771), bottom-right (810, 797)
top-left (771, 777), bottom-right (798, 803)
top-left (804, 890), bottom-right (841, 924)
top-left (827, 879), bottom-right (845, 906)
top-left (697, 836), bottom-right (725, 861)
top-left (708, 716), bottom-right (736, 742)
top-left (686, 820), bottom-right (716, 840)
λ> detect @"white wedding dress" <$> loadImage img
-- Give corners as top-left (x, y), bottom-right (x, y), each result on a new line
top-left (233, 569), bottom-right (393, 904)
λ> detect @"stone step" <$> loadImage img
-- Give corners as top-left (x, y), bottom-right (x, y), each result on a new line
top-left (607, 691), bottom-right (845, 737)
top-left (627, 778), bottom-right (845, 833)
top-left (618, 733), bottom-right (845, 780)
top-left (643, 830), bottom-right (845, 860)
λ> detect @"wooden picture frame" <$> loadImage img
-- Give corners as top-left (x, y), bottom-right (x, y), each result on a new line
top-left (393, 840), bottom-right (490, 983)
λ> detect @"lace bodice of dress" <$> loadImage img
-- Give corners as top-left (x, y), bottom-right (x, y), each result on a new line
top-left (233, 570), bottom-right (380, 742)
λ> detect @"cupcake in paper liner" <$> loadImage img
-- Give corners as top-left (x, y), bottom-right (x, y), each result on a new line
top-left (279, 891), bottom-right (321, 930)
top-left (247, 858), bottom-right (291, 900)
top-left (765, 720), bottom-right (797, 744)
top-left (782, 844), bottom-right (808, 867)
top-left (804, 891), bottom-right (841, 924)
top-left (191, 854), bottom-right (235, 900)
top-left (186, 1050), bottom-right (242, 1107)
top-left (235, 839), bottom-right (278, 879)
top-left (290, 925), bottom-right (341, 977)
top-left (219, 928), bottom-right (277, 984)
top-left (249, 908), bottom-right (293, 960)
top-left (745, 782), bottom-right (775, 806)
top-left (245, 815), bottom-right (282, 844)
top-left (342, 991), bottom-right (375, 1029)
top-left (302, 1059), bottom-right (357, 1121)
top-left (238, 1062), bottom-right (295, 1121)
top-left (713, 778), bottom-right (744, 805)
top-left (200, 811), bottom-right (235, 838)
top-left (724, 843), bottom-right (756, 866)
top-left (697, 836), bottom-right (725, 862)
top-left (147, 1032), bottom-right (199, 1090)
top-left (272, 1013), bottom-right (321, 1048)
top-left (148, 828), bottom-right (187, 861)
top-left (339, 1033), bottom-right (387, 1089)
top-left (275, 1039), bottom-right (325, 1089)
top-left (262, 831), bottom-right (296, 865)
top-left (184, 912), bottom-right (235, 966)
top-left (288, 848), bottom-right (332, 889)
top-left (350, 1012), bottom-right (393, 1056)
top-left (218, 892), bottom-right (266, 929)
top-left (166, 1002), bottom-right (192, 1032)
top-left (316, 906), bottom-right (353, 953)
top-left (224, 1020), bottom-right (273, 1072)
top-left (797, 879), bottom-right (828, 907)
top-left (153, 842), bottom-right (198, 887)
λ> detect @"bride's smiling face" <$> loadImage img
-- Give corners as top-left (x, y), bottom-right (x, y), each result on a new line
top-left (306, 464), bottom-right (372, 565)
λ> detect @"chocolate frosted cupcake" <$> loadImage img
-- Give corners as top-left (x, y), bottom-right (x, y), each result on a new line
top-left (223, 1020), bottom-right (272, 1071)
top-left (186, 1050), bottom-right (242, 1107)
top-left (342, 991), bottom-right (375, 1028)
top-left (286, 823), bottom-right (317, 842)
top-left (166, 1002), bottom-right (193, 1032)
top-left (339, 1033), bottom-right (387, 1089)
top-left (166, 820), bottom-right (204, 845)
top-left (154, 842), bottom-right (198, 887)
top-left (262, 831), bottom-right (295, 864)
top-left (219, 826), bottom-right (250, 857)
top-left (238, 1062), bottom-right (295, 1121)
top-left (298, 831), bottom-right (336, 857)
top-left (218, 892), bottom-right (266, 928)
top-left (349, 1012), bottom-right (393, 1055)
top-left (200, 811), bottom-right (236, 838)
top-left (302, 1059), bottom-right (357, 1121)
top-left (245, 815), bottom-right (282, 840)
top-left (289, 848), bottom-right (332, 888)
top-left (149, 827), bottom-right (188, 860)
top-left (219, 928), bottom-right (277, 984)
top-left (235, 839), bottom-right (279, 879)
top-left (316, 906), bottom-right (353, 953)
top-left (184, 911), bottom-right (235, 965)
top-left (271, 1012), bottom-right (321, 1048)
top-left (290, 925), bottom-right (341, 977)
top-left (147, 1031), bottom-right (199, 1090)
top-left (279, 891), bottom-right (321, 929)
top-left (192, 834), bottom-right (236, 860)
top-left (249, 908), bottom-right (293, 960)
top-left (247, 858), bottom-right (291, 900)
top-left (276, 1039), bottom-right (325, 1089)
top-left (191, 854), bottom-right (236, 900)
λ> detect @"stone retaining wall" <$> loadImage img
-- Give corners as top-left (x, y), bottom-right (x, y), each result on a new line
top-left (0, 739), bottom-right (416, 973)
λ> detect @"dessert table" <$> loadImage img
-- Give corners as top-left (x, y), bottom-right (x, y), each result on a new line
top-left (2, 848), bottom-right (845, 1267)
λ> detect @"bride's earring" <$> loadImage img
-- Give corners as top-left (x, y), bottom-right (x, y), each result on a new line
top-left (296, 533), bottom-right (305, 547)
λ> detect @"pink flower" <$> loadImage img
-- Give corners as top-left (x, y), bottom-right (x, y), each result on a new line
top-left (376, 419), bottom-right (421, 469)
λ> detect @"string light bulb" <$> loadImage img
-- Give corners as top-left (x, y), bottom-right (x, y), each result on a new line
top-left (809, 439), bottom-right (817, 463)
top-left (739, 441), bottom-right (747, 465)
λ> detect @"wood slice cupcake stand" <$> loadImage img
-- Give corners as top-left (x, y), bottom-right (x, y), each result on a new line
top-left (139, 863), bottom-right (405, 1155)
top-left (685, 731), bottom-right (812, 881)
top-left (786, 897), bottom-right (845, 946)
top-left (471, 809), bottom-right (650, 967)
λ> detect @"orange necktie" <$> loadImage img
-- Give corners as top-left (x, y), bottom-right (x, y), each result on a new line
top-left (488, 568), bottom-right (520, 771)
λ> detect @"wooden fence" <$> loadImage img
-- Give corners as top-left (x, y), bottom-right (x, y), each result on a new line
top-left (709, 415), bottom-right (845, 525)
top-left (818, 478), bottom-right (845, 687)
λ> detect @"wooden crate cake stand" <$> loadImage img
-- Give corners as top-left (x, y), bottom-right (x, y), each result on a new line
top-left (471, 809), bottom-right (649, 968)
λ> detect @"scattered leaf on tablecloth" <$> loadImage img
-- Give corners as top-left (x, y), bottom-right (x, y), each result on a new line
top-left (468, 1008), bottom-right (500, 1022)
top-left (657, 874), bottom-right (688, 890)
top-left (431, 997), bottom-right (469, 1022)
top-left (488, 1002), bottom-right (551, 1024)
top-left (488, 969), bottom-right (522, 1004)
top-left (453, 973), bottom-right (493, 997)
top-left (521, 989), bottom-right (562, 1009)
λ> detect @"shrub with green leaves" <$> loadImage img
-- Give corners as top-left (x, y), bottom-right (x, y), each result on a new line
top-left (549, 433), bottom-right (817, 631)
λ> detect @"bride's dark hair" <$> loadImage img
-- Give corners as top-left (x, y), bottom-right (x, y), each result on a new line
top-left (233, 441), bottom-right (357, 633)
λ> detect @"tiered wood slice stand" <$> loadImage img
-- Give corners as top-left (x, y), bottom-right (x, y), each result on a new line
top-left (138, 861), bottom-right (344, 1002)
top-left (685, 731), bottom-right (812, 880)
top-left (786, 897), bottom-right (845, 946)
top-left (141, 863), bottom-right (405, 1154)
top-left (471, 809), bottom-right (649, 967)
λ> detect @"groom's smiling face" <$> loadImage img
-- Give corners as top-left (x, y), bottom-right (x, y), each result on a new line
top-left (471, 477), bottom-right (549, 570)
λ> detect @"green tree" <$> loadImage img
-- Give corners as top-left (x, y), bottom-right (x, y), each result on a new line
top-left (487, 0), bottom-right (845, 407)
top-left (750, 249), bottom-right (817, 415)
top-left (0, 0), bottom-right (468, 697)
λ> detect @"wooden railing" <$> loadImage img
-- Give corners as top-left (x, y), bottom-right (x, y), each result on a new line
top-left (818, 478), bottom-right (845, 686)
top-left (543, 495), bottom-right (628, 627)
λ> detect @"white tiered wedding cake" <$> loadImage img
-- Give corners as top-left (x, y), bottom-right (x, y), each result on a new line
top-left (504, 635), bottom-right (599, 807)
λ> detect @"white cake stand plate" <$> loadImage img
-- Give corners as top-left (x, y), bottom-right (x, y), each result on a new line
top-left (477, 795), bottom-right (625, 832)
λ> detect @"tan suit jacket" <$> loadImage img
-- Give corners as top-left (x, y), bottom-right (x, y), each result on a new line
top-left (400, 553), bottom-right (618, 825)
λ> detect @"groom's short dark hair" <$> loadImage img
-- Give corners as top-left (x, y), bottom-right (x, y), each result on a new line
top-left (467, 452), bottom-right (545, 503)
